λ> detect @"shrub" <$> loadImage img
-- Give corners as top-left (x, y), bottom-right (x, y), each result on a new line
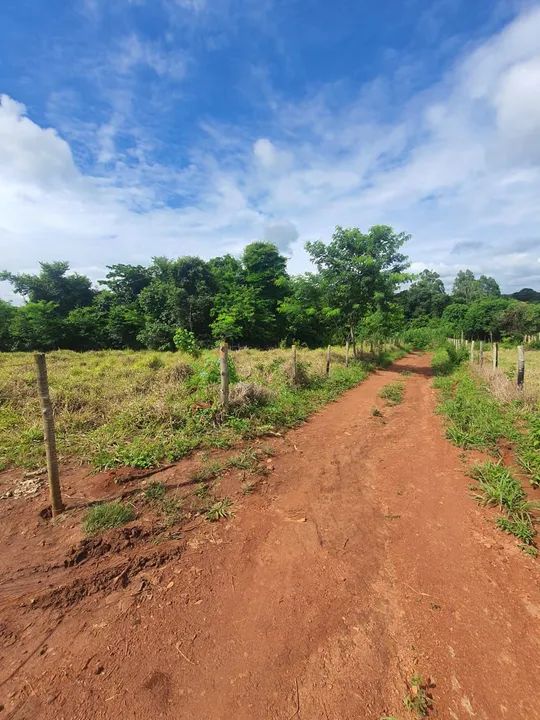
top-left (190, 355), bottom-right (238, 387)
top-left (229, 382), bottom-right (271, 409)
top-left (173, 328), bottom-right (200, 357)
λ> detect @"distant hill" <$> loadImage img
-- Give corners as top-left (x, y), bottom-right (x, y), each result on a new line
top-left (508, 288), bottom-right (540, 303)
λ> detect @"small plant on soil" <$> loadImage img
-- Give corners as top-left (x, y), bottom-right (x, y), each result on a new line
top-left (379, 382), bottom-right (405, 405)
top-left (194, 482), bottom-right (210, 499)
top-left (83, 501), bottom-right (135, 535)
top-left (371, 406), bottom-right (384, 417)
top-left (144, 481), bottom-right (166, 502)
top-left (242, 480), bottom-right (258, 495)
top-left (205, 497), bottom-right (234, 522)
top-left (403, 674), bottom-right (432, 717)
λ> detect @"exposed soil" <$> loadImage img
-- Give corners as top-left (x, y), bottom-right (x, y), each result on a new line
top-left (1, 353), bottom-right (539, 719)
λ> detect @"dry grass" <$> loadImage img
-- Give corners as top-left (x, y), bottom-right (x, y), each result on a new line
top-left (476, 346), bottom-right (540, 406)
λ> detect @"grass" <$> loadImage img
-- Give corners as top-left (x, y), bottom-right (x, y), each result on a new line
top-left (470, 462), bottom-right (538, 548)
top-left (403, 674), bottom-right (432, 717)
top-left (83, 501), bottom-right (135, 535)
top-left (143, 481), bottom-right (182, 523)
top-left (0, 345), bottom-right (404, 471)
top-left (204, 497), bottom-right (234, 522)
top-left (498, 346), bottom-right (540, 403)
top-left (379, 381), bottom-right (405, 405)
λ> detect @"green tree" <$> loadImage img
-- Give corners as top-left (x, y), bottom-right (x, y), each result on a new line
top-left (402, 269), bottom-right (448, 320)
top-left (10, 301), bottom-right (63, 351)
top-left (463, 298), bottom-right (510, 340)
top-left (98, 264), bottom-right (151, 303)
top-left (0, 261), bottom-right (94, 315)
top-left (452, 269), bottom-right (500, 303)
top-left (279, 273), bottom-right (330, 347)
top-left (306, 225), bottom-right (410, 345)
top-left (0, 300), bottom-right (16, 350)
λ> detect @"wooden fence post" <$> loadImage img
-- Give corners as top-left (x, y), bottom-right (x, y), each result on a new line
top-left (492, 342), bottom-right (499, 369)
top-left (345, 340), bottom-right (349, 368)
top-left (479, 340), bottom-right (484, 367)
top-left (470, 340), bottom-right (475, 364)
top-left (291, 344), bottom-right (297, 384)
top-left (326, 345), bottom-right (331, 376)
top-left (34, 353), bottom-right (64, 518)
top-left (219, 342), bottom-right (230, 411)
top-left (517, 345), bottom-right (525, 389)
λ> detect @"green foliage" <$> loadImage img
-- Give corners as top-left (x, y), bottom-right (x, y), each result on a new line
top-left (10, 301), bottom-right (63, 351)
top-left (144, 481), bottom-right (166, 502)
top-left (173, 328), bottom-right (200, 356)
top-left (83, 501), bottom-right (135, 535)
top-left (436, 368), bottom-right (516, 450)
top-left (191, 354), bottom-right (238, 387)
top-left (401, 269), bottom-right (448, 320)
top-left (431, 343), bottom-right (467, 376)
top-left (379, 382), bottom-right (404, 405)
top-left (403, 674), bottom-right (431, 717)
top-left (204, 497), bottom-right (234, 522)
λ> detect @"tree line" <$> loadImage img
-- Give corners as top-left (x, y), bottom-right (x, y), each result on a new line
top-left (0, 225), bottom-right (538, 352)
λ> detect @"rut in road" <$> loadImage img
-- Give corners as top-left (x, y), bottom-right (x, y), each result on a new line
top-left (5, 353), bottom-right (540, 720)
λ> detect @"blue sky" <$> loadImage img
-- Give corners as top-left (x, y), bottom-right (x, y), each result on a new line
top-left (1, 0), bottom-right (540, 301)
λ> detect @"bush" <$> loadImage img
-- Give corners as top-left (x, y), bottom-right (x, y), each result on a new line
top-left (401, 327), bottom-right (442, 350)
top-left (229, 382), bottom-right (271, 409)
top-left (173, 328), bottom-right (200, 357)
top-left (190, 355), bottom-right (238, 388)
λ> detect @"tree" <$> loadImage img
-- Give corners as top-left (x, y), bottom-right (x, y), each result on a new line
top-left (10, 301), bottom-right (63, 351)
top-left (0, 261), bottom-right (94, 315)
top-left (306, 225), bottom-right (410, 344)
top-left (462, 298), bottom-right (510, 340)
top-left (0, 300), bottom-right (16, 351)
top-left (98, 264), bottom-right (151, 303)
top-left (402, 269), bottom-right (447, 320)
top-left (441, 303), bottom-right (468, 335)
top-left (452, 269), bottom-right (500, 303)
top-left (279, 274), bottom-right (330, 347)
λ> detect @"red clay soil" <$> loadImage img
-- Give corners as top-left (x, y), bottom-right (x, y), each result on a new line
top-left (1, 353), bottom-right (539, 720)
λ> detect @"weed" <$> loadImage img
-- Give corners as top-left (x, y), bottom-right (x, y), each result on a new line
top-left (379, 382), bottom-right (405, 405)
top-left (194, 482), bottom-right (210, 499)
top-left (520, 544), bottom-right (538, 557)
top-left (242, 480), bottom-right (258, 495)
top-left (371, 407), bottom-right (384, 417)
top-left (497, 516), bottom-right (535, 545)
top-left (159, 497), bottom-right (182, 523)
top-left (403, 674), bottom-right (432, 718)
top-left (470, 463), bottom-right (526, 513)
top-left (144, 481), bottom-right (166, 502)
top-left (83, 501), bottom-right (135, 535)
top-left (204, 497), bottom-right (234, 522)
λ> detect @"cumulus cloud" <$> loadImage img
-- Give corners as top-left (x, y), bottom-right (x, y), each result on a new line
top-left (2, 4), bottom-right (540, 300)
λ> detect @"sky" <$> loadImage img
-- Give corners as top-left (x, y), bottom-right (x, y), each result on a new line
top-left (1, 0), bottom-right (540, 303)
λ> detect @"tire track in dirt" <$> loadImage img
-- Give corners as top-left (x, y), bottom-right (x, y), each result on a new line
top-left (2, 353), bottom-right (539, 719)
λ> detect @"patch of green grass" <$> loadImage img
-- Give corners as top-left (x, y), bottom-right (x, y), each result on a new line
top-left (194, 482), bottom-right (210, 499)
top-left (379, 382), bottom-right (405, 405)
top-left (83, 501), bottom-right (135, 535)
top-left (470, 462), bottom-right (526, 513)
top-left (436, 368), bottom-right (517, 451)
top-left (403, 674), bottom-right (432, 718)
top-left (144, 481), bottom-right (166, 502)
top-left (470, 462), bottom-right (537, 547)
top-left (204, 497), bottom-right (234, 522)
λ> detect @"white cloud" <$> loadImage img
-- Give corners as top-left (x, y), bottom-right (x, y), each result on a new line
top-left (2, 5), bottom-right (540, 300)
top-left (114, 34), bottom-right (187, 79)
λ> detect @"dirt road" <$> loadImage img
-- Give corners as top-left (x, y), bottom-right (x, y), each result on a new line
top-left (1, 353), bottom-right (539, 719)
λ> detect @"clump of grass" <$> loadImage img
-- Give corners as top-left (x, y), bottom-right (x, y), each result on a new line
top-left (403, 674), bottom-right (432, 717)
top-left (194, 482), bottom-right (210, 499)
top-left (204, 497), bottom-right (234, 522)
top-left (470, 462), bottom-right (538, 547)
top-left (83, 501), bottom-right (135, 535)
top-left (144, 481), bottom-right (166, 502)
top-left (470, 462), bottom-right (526, 513)
top-left (379, 382), bottom-right (405, 405)
top-left (371, 407), bottom-right (384, 417)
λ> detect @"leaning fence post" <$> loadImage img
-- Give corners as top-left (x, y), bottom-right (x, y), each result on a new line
top-left (326, 345), bottom-right (331, 376)
top-left (34, 353), bottom-right (64, 518)
top-left (470, 340), bottom-right (475, 364)
top-left (492, 342), bottom-right (499, 369)
top-left (291, 344), bottom-right (298, 384)
top-left (517, 345), bottom-right (525, 389)
top-left (479, 340), bottom-right (484, 367)
top-left (345, 340), bottom-right (349, 367)
top-left (219, 342), bottom-right (230, 411)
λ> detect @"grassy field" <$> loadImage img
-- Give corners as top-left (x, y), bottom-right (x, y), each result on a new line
top-left (498, 346), bottom-right (540, 400)
top-left (0, 345), bottom-right (401, 472)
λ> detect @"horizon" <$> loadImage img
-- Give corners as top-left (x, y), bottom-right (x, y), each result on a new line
top-left (2, 0), bottom-right (540, 302)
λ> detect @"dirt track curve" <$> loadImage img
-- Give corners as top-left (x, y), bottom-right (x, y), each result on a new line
top-left (1, 353), bottom-right (540, 720)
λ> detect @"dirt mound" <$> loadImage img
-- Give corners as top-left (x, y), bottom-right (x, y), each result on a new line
top-left (63, 525), bottom-right (153, 567)
top-left (33, 545), bottom-right (183, 611)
